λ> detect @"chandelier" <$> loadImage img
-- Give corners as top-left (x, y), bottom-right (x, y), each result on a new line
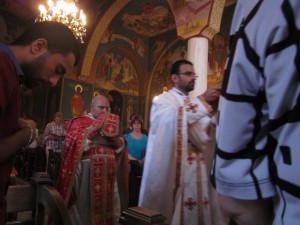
top-left (36, 0), bottom-right (87, 43)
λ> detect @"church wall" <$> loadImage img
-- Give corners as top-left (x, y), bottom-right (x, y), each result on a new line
top-left (0, 0), bottom-right (233, 131)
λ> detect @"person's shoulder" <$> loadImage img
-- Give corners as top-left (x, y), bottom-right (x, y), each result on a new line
top-left (124, 133), bottom-right (133, 141)
top-left (0, 46), bottom-right (20, 70)
top-left (45, 121), bottom-right (53, 127)
top-left (71, 115), bottom-right (91, 123)
top-left (141, 129), bottom-right (148, 135)
top-left (0, 49), bottom-right (11, 63)
top-left (122, 128), bottom-right (132, 134)
top-left (67, 115), bottom-right (87, 127)
top-left (0, 50), bottom-right (17, 79)
top-left (152, 92), bottom-right (174, 106)
top-left (142, 134), bottom-right (148, 140)
top-left (152, 91), bottom-right (179, 111)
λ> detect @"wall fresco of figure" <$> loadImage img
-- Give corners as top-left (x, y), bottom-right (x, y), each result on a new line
top-left (61, 78), bottom-right (93, 120)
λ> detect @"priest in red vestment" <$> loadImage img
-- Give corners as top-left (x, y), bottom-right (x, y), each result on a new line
top-left (56, 95), bottom-right (128, 225)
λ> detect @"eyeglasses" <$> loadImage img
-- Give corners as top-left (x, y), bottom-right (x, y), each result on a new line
top-left (177, 71), bottom-right (198, 77)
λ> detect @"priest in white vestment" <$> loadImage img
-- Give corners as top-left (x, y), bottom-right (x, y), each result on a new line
top-left (139, 60), bottom-right (226, 225)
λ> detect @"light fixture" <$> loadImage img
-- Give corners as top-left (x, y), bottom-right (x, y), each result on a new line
top-left (36, 0), bottom-right (87, 43)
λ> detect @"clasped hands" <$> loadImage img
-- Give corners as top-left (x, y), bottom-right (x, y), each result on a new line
top-left (86, 126), bottom-right (120, 149)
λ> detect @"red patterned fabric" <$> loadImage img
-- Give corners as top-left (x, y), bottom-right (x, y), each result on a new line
top-left (89, 146), bottom-right (116, 225)
top-left (56, 112), bottom-right (128, 224)
top-left (56, 115), bottom-right (93, 203)
top-left (87, 113), bottom-right (119, 140)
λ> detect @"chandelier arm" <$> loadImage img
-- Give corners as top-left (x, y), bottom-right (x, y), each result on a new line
top-left (36, 0), bottom-right (86, 43)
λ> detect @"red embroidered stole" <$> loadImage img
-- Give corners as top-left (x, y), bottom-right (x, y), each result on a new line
top-left (85, 146), bottom-right (116, 225)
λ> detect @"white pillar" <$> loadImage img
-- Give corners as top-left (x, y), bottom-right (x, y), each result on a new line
top-left (187, 37), bottom-right (208, 98)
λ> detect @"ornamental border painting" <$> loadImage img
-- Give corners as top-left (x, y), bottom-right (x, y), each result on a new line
top-left (60, 78), bottom-right (93, 120)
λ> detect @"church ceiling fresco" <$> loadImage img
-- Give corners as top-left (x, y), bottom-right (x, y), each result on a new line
top-left (0, 0), bottom-right (236, 42)
top-left (169, 0), bottom-right (226, 39)
top-left (148, 29), bottom-right (177, 70)
top-left (98, 25), bottom-right (147, 62)
top-left (116, 0), bottom-right (175, 37)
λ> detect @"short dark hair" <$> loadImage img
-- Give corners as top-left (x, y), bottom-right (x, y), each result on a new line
top-left (11, 21), bottom-right (81, 66)
top-left (54, 112), bottom-right (63, 119)
top-left (130, 115), bottom-right (143, 127)
top-left (170, 59), bottom-right (193, 75)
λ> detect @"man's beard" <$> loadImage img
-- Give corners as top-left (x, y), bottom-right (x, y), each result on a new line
top-left (21, 53), bottom-right (49, 88)
top-left (183, 81), bottom-right (195, 93)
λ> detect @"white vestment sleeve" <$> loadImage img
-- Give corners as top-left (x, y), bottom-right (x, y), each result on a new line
top-left (189, 116), bottom-right (213, 150)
